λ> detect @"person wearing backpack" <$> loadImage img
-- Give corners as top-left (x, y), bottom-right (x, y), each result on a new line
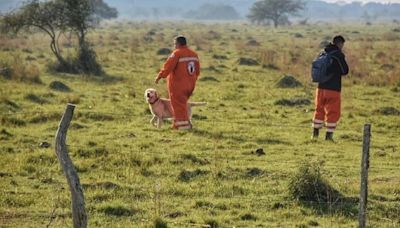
top-left (312, 35), bottom-right (349, 141)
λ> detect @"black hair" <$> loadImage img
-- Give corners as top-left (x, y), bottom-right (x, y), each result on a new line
top-left (333, 35), bottom-right (345, 45)
top-left (175, 36), bottom-right (187, 46)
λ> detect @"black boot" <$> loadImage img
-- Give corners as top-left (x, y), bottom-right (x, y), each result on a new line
top-left (325, 132), bottom-right (334, 141)
top-left (312, 128), bottom-right (319, 139)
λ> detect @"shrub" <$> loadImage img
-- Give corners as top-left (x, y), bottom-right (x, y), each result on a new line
top-left (288, 161), bottom-right (342, 202)
top-left (77, 43), bottom-right (103, 76)
top-left (0, 53), bottom-right (41, 83)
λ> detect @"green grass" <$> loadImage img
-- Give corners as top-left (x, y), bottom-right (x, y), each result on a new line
top-left (1, 22), bottom-right (400, 227)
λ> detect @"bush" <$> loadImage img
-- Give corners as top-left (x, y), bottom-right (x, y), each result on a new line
top-left (48, 43), bottom-right (103, 76)
top-left (49, 59), bottom-right (79, 75)
top-left (288, 161), bottom-right (342, 202)
top-left (77, 43), bottom-right (103, 76)
top-left (0, 53), bottom-right (41, 83)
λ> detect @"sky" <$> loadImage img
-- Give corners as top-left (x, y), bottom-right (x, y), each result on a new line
top-left (322, 0), bottom-right (400, 3)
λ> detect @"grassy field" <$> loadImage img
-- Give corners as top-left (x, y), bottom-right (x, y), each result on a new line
top-left (1, 21), bottom-right (400, 227)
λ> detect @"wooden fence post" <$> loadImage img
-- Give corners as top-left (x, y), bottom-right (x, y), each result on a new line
top-left (359, 124), bottom-right (371, 228)
top-left (55, 104), bottom-right (87, 228)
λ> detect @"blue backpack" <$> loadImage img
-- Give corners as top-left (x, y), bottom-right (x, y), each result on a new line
top-left (311, 50), bottom-right (339, 83)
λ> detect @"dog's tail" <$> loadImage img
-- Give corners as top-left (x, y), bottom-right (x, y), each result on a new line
top-left (189, 102), bottom-right (207, 107)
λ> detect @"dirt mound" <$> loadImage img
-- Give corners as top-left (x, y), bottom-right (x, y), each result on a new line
top-left (178, 169), bottom-right (209, 182)
top-left (251, 148), bottom-right (265, 156)
top-left (274, 98), bottom-right (311, 106)
top-left (49, 81), bottom-right (71, 92)
top-left (246, 39), bottom-right (260, 46)
top-left (212, 54), bottom-right (228, 60)
top-left (374, 107), bottom-right (400, 116)
top-left (246, 167), bottom-right (264, 177)
top-left (380, 64), bottom-right (395, 71)
top-left (276, 75), bottom-right (302, 88)
top-left (263, 64), bottom-right (280, 70)
top-left (156, 48), bottom-right (171, 55)
top-left (237, 57), bottom-right (259, 66)
top-left (24, 93), bottom-right (48, 104)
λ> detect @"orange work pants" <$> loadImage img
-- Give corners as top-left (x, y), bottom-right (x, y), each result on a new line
top-left (312, 89), bottom-right (341, 132)
top-left (169, 89), bottom-right (192, 129)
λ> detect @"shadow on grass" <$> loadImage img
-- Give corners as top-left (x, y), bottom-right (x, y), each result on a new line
top-left (51, 71), bottom-right (124, 84)
top-left (190, 128), bottom-right (246, 142)
top-left (298, 196), bottom-right (359, 218)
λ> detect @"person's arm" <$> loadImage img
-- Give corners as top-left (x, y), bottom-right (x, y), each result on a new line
top-left (338, 52), bottom-right (349, 76)
top-left (155, 51), bottom-right (179, 83)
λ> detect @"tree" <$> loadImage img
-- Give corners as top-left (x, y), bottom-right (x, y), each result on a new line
top-left (247, 0), bottom-right (304, 27)
top-left (0, 0), bottom-right (118, 75)
top-left (184, 4), bottom-right (241, 20)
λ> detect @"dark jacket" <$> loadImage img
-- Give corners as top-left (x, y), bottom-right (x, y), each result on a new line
top-left (318, 43), bottom-right (349, 92)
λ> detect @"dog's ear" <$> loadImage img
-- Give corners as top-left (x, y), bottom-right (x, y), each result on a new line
top-left (144, 89), bottom-right (149, 100)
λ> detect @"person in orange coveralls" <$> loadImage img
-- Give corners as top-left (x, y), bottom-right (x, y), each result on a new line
top-left (312, 35), bottom-right (349, 141)
top-left (155, 36), bottom-right (200, 129)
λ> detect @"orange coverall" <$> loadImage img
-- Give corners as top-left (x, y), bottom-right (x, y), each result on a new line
top-left (157, 46), bottom-right (200, 129)
top-left (312, 89), bottom-right (341, 133)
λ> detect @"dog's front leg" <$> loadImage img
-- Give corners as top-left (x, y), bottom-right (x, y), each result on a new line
top-left (156, 116), bottom-right (163, 128)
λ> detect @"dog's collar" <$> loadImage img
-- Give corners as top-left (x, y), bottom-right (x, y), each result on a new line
top-left (149, 97), bottom-right (160, 105)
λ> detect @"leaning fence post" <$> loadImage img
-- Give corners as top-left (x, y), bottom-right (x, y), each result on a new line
top-left (359, 124), bottom-right (371, 228)
top-left (55, 104), bottom-right (87, 228)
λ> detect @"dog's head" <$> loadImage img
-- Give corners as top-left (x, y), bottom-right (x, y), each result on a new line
top-left (144, 88), bottom-right (159, 104)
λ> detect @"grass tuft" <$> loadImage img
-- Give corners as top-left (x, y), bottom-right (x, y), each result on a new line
top-left (288, 161), bottom-right (342, 203)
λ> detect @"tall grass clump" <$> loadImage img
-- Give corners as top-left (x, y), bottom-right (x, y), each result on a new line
top-left (288, 161), bottom-right (342, 203)
top-left (0, 53), bottom-right (41, 83)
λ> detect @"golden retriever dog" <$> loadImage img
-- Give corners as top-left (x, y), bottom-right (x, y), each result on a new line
top-left (144, 88), bottom-right (206, 128)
